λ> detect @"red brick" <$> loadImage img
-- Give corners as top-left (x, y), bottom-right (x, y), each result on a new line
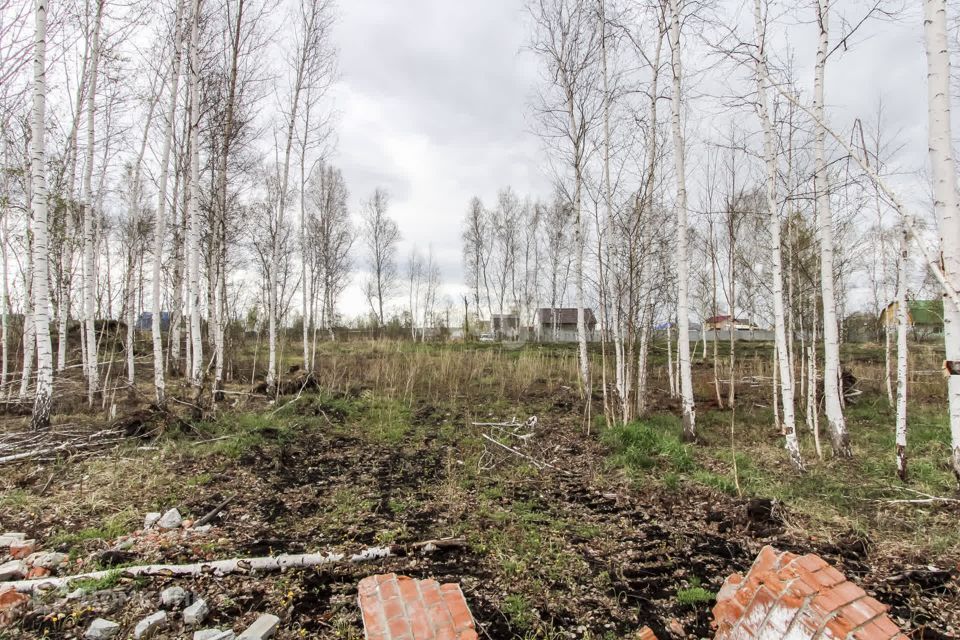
top-left (427, 603), bottom-right (454, 631)
top-left (810, 581), bottom-right (865, 618)
top-left (382, 596), bottom-right (407, 622)
top-left (358, 574), bottom-right (476, 639)
top-left (813, 565), bottom-right (846, 588)
top-left (748, 546), bottom-right (781, 578)
top-left (9, 541), bottom-right (35, 559)
top-left (25, 566), bottom-right (49, 579)
top-left (636, 626), bottom-right (658, 640)
top-left (836, 596), bottom-right (887, 628)
top-left (362, 605), bottom-right (389, 640)
top-left (443, 592), bottom-right (474, 633)
top-left (380, 576), bottom-right (402, 601)
top-left (754, 602), bottom-right (802, 638)
top-left (736, 585), bottom-right (778, 637)
top-left (791, 554), bottom-right (829, 574)
top-left (388, 615), bottom-right (413, 638)
top-left (359, 576), bottom-right (380, 597)
top-left (0, 587), bottom-right (29, 626)
top-left (420, 582), bottom-right (444, 608)
top-left (711, 548), bottom-right (906, 640)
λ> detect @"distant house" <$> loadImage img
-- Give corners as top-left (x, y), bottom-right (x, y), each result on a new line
top-left (705, 315), bottom-right (758, 331)
top-left (491, 313), bottom-right (521, 339)
top-left (534, 308), bottom-right (597, 342)
top-left (137, 311), bottom-right (171, 331)
top-left (881, 299), bottom-right (944, 338)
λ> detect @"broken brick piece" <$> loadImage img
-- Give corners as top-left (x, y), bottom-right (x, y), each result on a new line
top-left (358, 574), bottom-right (477, 640)
top-left (713, 546), bottom-right (905, 640)
top-left (9, 540), bottom-right (35, 559)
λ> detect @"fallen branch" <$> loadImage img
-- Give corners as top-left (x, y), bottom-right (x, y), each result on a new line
top-left (8, 538), bottom-right (467, 593)
top-left (481, 433), bottom-right (571, 476)
top-left (193, 494), bottom-right (235, 527)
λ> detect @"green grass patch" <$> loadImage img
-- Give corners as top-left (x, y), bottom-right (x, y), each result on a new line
top-left (48, 510), bottom-right (136, 549)
top-left (603, 416), bottom-right (694, 473)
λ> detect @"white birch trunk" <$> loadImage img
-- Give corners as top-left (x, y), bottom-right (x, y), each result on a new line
top-left (923, 0), bottom-right (960, 482)
top-left (668, 0), bottom-right (695, 440)
top-left (152, 0), bottom-right (186, 405)
top-left (81, 0), bottom-right (104, 406)
top-left (813, 0), bottom-right (850, 457)
top-left (755, 0), bottom-right (802, 469)
top-left (666, 322), bottom-right (676, 398)
top-left (29, 0), bottom-right (53, 429)
top-left (187, 0), bottom-right (203, 390)
top-left (895, 222), bottom-right (908, 480)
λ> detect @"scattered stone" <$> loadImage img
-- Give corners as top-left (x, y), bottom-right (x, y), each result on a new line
top-left (182, 519), bottom-right (194, 528)
top-left (0, 560), bottom-right (25, 580)
top-left (114, 537), bottom-right (136, 550)
top-left (183, 597), bottom-right (209, 625)
top-left (9, 540), bottom-right (35, 559)
top-left (84, 618), bottom-right (121, 639)
top-left (143, 512), bottom-right (161, 529)
top-left (66, 588), bottom-right (86, 600)
top-left (27, 551), bottom-right (68, 569)
top-left (0, 532), bottom-right (26, 546)
top-left (636, 627), bottom-right (658, 640)
top-left (194, 630), bottom-right (235, 640)
top-left (236, 613), bottom-right (280, 639)
top-left (160, 586), bottom-right (188, 607)
top-left (133, 611), bottom-right (168, 639)
top-left (97, 549), bottom-right (137, 566)
top-left (192, 524), bottom-right (213, 534)
top-left (157, 508), bottom-right (183, 529)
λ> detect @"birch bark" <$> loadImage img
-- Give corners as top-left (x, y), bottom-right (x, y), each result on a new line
top-left (813, 0), bottom-right (850, 457)
top-left (895, 222), bottom-right (908, 480)
top-left (667, 0), bottom-right (695, 440)
top-left (923, 0), bottom-right (960, 482)
top-left (754, 0), bottom-right (802, 469)
top-left (152, 0), bottom-right (186, 405)
top-left (30, 0), bottom-right (53, 429)
top-left (81, 0), bottom-right (105, 406)
top-left (187, 0), bottom-right (203, 390)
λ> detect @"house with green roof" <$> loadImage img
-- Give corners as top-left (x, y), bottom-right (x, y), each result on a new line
top-left (880, 299), bottom-right (944, 338)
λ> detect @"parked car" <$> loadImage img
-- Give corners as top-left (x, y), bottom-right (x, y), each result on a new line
top-left (479, 333), bottom-right (496, 343)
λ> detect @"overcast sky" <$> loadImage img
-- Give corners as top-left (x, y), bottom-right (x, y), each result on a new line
top-left (328, 1), bottom-right (552, 318)
top-left (325, 0), bottom-right (933, 320)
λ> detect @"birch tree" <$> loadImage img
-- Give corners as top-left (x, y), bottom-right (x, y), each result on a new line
top-left (528, 0), bottom-right (601, 398)
top-left (894, 221), bottom-right (908, 480)
top-left (666, 0), bottom-right (695, 440)
top-left (186, 0), bottom-right (204, 392)
top-left (151, 0), bottom-right (186, 406)
top-left (81, 0), bottom-right (105, 406)
top-left (362, 188), bottom-right (399, 328)
top-left (923, 0), bottom-right (960, 482)
top-left (29, 0), bottom-right (53, 430)
top-left (752, 0), bottom-right (801, 469)
top-left (267, 0), bottom-right (334, 387)
top-left (813, 0), bottom-right (851, 457)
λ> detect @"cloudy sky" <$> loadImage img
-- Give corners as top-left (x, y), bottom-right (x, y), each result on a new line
top-left (324, 0), bottom-right (934, 319)
top-left (328, 1), bottom-right (552, 317)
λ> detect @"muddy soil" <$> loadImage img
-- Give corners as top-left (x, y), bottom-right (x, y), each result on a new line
top-left (2, 393), bottom-right (958, 639)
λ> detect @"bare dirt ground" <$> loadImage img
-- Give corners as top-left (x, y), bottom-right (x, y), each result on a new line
top-left (1, 379), bottom-right (958, 639)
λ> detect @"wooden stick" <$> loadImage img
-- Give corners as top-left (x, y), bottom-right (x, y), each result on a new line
top-left (481, 433), bottom-right (571, 475)
top-left (193, 494), bottom-right (235, 527)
